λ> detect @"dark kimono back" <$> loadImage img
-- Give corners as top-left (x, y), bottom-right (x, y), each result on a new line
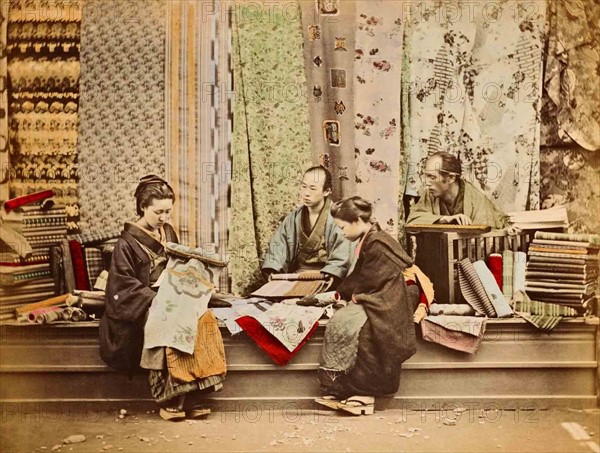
top-left (332, 225), bottom-right (417, 397)
top-left (99, 223), bottom-right (178, 376)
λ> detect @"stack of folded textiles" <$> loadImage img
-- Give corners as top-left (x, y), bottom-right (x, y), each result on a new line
top-left (525, 231), bottom-right (600, 315)
top-left (1, 193), bottom-right (69, 321)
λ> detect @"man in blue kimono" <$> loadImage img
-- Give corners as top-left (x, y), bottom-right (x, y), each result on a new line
top-left (262, 166), bottom-right (353, 286)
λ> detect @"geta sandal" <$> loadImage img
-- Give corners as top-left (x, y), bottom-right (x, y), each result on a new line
top-left (338, 396), bottom-right (374, 416)
top-left (159, 407), bottom-right (186, 421)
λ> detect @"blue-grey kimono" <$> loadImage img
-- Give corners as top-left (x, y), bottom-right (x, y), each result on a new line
top-left (262, 198), bottom-right (353, 280)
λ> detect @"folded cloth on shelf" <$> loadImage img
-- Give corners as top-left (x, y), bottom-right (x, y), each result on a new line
top-left (421, 315), bottom-right (487, 354)
top-left (512, 290), bottom-right (575, 332)
top-left (458, 258), bottom-right (495, 317)
top-left (502, 250), bottom-right (514, 301)
top-left (473, 260), bottom-right (513, 318)
top-left (512, 251), bottom-right (527, 294)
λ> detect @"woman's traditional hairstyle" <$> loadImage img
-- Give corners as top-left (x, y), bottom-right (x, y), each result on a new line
top-left (330, 196), bottom-right (373, 223)
top-left (134, 175), bottom-right (175, 216)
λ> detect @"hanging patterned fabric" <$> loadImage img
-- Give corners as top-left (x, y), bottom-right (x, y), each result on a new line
top-left (165, 0), bottom-right (233, 292)
top-left (539, 147), bottom-right (600, 234)
top-left (230, 1), bottom-right (311, 296)
top-left (299, 0), bottom-right (356, 199)
top-left (7, 0), bottom-right (82, 230)
top-left (405, 1), bottom-right (546, 211)
top-left (542, 0), bottom-right (600, 151)
top-left (77, 0), bottom-right (166, 233)
top-left (0, 1), bottom-right (8, 202)
top-left (353, 1), bottom-right (404, 238)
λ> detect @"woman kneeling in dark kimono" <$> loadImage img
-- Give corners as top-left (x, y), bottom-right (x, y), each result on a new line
top-left (99, 175), bottom-right (225, 421)
top-left (316, 196), bottom-right (417, 415)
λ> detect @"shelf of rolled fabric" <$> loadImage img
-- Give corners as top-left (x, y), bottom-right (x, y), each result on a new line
top-left (408, 230), bottom-right (532, 305)
top-left (0, 314), bottom-right (598, 409)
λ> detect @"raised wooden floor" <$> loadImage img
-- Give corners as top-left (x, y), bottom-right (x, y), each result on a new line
top-left (0, 318), bottom-right (598, 409)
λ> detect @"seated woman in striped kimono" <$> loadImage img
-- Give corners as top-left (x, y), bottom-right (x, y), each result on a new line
top-left (99, 175), bottom-right (225, 421)
top-left (316, 196), bottom-right (417, 415)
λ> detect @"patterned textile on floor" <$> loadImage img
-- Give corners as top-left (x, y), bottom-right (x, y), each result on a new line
top-left (165, 0), bottom-right (233, 292)
top-left (421, 315), bottom-right (487, 354)
top-left (235, 314), bottom-right (319, 367)
top-left (0, 1), bottom-right (8, 202)
top-left (77, 0), bottom-right (166, 233)
top-left (320, 301), bottom-right (367, 372)
top-left (405, 1), bottom-right (546, 211)
top-left (231, 2), bottom-right (311, 296)
top-left (299, 0), bottom-right (356, 199)
top-left (144, 257), bottom-right (215, 354)
top-left (166, 310), bottom-right (227, 384)
top-left (542, 0), bottom-right (600, 150)
top-left (7, 0), bottom-right (82, 231)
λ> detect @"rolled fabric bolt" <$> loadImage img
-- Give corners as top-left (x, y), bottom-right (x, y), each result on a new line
top-left (16, 294), bottom-right (71, 316)
top-left (28, 306), bottom-right (62, 323)
top-left (36, 309), bottom-right (67, 324)
top-left (429, 304), bottom-right (477, 316)
top-left (487, 253), bottom-right (503, 291)
top-left (66, 294), bottom-right (81, 307)
top-left (69, 307), bottom-right (87, 322)
top-left (313, 291), bottom-right (340, 303)
top-left (62, 307), bottom-right (75, 320)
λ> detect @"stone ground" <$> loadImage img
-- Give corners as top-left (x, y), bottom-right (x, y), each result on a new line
top-left (0, 403), bottom-right (598, 453)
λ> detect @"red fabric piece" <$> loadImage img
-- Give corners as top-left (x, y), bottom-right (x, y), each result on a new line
top-left (235, 315), bottom-right (319, 366)
top-left (406, 279), bottom-right (430, 307)
top-left (69, 240), bottom-right (91, 291)
top-left (3, 190), bottom-right (54, 212)
top-left (487, 254), bottom-right (503, 291)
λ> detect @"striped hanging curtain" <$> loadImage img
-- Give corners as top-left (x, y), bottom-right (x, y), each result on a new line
top-left (165, 0), bottom-right (233, 292)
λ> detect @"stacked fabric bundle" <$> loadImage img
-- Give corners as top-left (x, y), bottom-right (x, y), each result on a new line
top-left (63, 230), bottom-right (120, 293)
top-left (0, 192), bottom-right (69, 321)
top-left (525, 231), bottom-right (600, 315)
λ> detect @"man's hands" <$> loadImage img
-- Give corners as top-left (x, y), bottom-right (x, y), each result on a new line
top-left (504, 225), bottom-right (521, 236)
top-left (439, 214), bottom-right (473, 225)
